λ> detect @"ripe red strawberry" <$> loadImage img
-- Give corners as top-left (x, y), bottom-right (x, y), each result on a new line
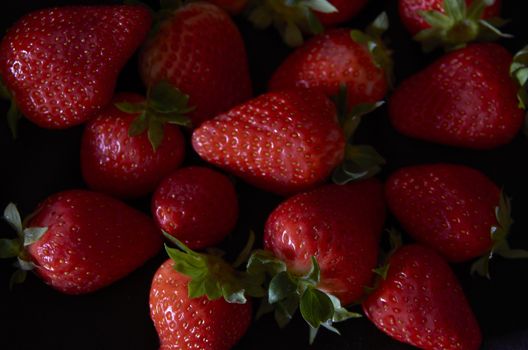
top-left (246, 180), bottom-right (385, 340)
top-left (207, 0), bottom-right (248, 14)
top-left (150, 258), bottom-right (252, 350)
top-left (0, 5), bottom-right (151, 131)
top-left (192, 89), bottom-right (345, 195)
top-left (269, 21), bottom-right (391, 108)
top-left (152, 167), bottom-right (238, 249)
top-left (389, 43), bottom-right (523, 149)
top-left (81, 82), bottom-right (191, 198)
top-left (316, 0), bottom-right (369, 26)
top-left (140, 2), bottom-right (252, 127)
top-left (363, 244), bottom-right (482, 350)
top-left (386, 163), bottom-right (528, 276)
top-left (1, 190), bottom-right (162, 294)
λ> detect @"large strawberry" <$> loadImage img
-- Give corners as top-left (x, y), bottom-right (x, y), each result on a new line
top-left (389, 43), bottom-right (524, 149)
top-left (398, 0), bottom-right (506, 51)
top-left (0, 5), bottom-right (151, 133)
top-left (0, 190), bottom-right (162, 293)
top-left (81, 82), bottom-right (191, 198)
top-left (363, 244), bottom-right (482, 350)
top-left (140, 2), bottom-right (252, 126)
top-left (150, 258), bottom-right (252, 350)
top-left (247, 180), bottom-right (385, 341)
top-left (385, 163), bottom-right (528, 277)
top-left (152, 166), bottom-right (238, 249)
top-left (269, 13), bottom-right (391, 108)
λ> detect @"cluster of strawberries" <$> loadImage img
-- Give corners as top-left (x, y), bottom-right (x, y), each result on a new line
top-left (1, 0), bottom-right (527, 349)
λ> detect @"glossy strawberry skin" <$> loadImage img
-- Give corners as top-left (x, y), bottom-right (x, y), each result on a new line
top-left (81, 93), bottom-right (185, 199)
top-left (264, 180), bottom-right (386, 305)
top-left (363, 244), bottom-right (482, 350)
top-left (386, 164), bottom-right (499, 262)
top-left (193, 89), bottom-right (345, 195)
top-left (269, 29), bottom-right (387, 107)
top-left (26, 190), bottom-right (162, 294)
top-left (0, 5), bottom-right (151, 128)
top-left (389, 43), bottom-right (523, 149)
top-left (152, 167), bottom-right (238, 249)
top-left (150, 259), bottom-right (252, 350)
top-left (399, 0), bottom-right (501, 35)
top-left (140, 2), bottom-right (252, 127)
top-left (317, 0), bottom-right (368, 26)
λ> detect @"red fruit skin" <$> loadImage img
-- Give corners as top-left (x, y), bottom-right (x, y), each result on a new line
top-left (26, 190), bottom-right (162, 294)
top-left (363, 245), bottom-right (482, 350)
top-left (150, 259), bottom-right (252, 350)
top-left (389, 43), bottom-right (523, 149)
top-left (386, 164), bottom-right (498, 262)
top-left (0, 5), bottom-right (151, 129)
top-left (152, 167), bottom-right (238, 249)
top-left (207, 0), bottom-right (247, 14)
top-left (399, 0), bottom-right (501, 35)
top-left (192, 89), bottom-right (345, 195)
top-left (264, 180), bottom-right (386, 305)
top-left (140, 2), bottom-right (252, 127)
top-left (316, 0), bottom-right (369, 26)
top-left (269, 29), bottom-right (387, 107)
top-left (81, 93), bottom-right (185, 199)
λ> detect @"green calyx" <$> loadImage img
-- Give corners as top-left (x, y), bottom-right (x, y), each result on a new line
top-left (115, 80), bottom-right (193, 151)
top-left (1, 203), bottom-right (47, 289)
top-left (471, 191), bottom-right (528, 278)
top-left (331, 85), bottom-right (386, 185)
top-left (247, 0), bottom-right (338, 47)
top-left (0, 76), bottom-right (22, 139)
top-left (414, 0), bottom-right (511, 52)
top-left (364, 228), bottom-right (401, 295)
top-left (350, 12), bottom-right (394, 88)
top-left (510, 45), bottom-right (528, 112)
top-left (163, 231), bottom-right (264, 304)
top-left (247, 250), bottom-right (361, 344)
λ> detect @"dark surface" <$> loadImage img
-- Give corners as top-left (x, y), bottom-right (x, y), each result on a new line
top-left (1, 1), bottom-right (528, 349)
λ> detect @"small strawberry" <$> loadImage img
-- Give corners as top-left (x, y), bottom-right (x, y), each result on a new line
top-left (140, 2), bottom-right (252, 126)
top-left (385, 163), bottom-right (528, 277)
top-left (150, 258), bottom-right (252, 350)
top-left (269, 13), bottom-right (392, 108)
top-left (398, 0), bottom-right (507, 51)
top-left (0, 5), bottom-right (151, 133)
top-left (247, 180), bottom-right (385, 341)
top-left (81, 81), bottom-right (191, 198)
top-left (363, 244), bottom-right (482, 350)
top-left (0, 190), bottom-right (162, 294)
top-left (152, 166), bottom-right (238, 249)
top-left (193, 88), bottom-right (385, 195)
top-left (389, 43), bottom-right (524, 149)
top-left (248, 0), bottom-right (368, 46)
top-left (207, 0), bottom-right (248, 14)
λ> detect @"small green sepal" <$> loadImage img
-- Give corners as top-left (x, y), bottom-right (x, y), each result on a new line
top-left (1, 77), bottom-right (22, 139)
top-left (510, 45), bottom-right (528, 110)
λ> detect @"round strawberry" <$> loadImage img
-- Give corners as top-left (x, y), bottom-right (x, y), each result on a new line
top-left (0, 5), bottom-right (151, 132)
top-left (81, 82), bottom-right (191, 199)
top-left (363, 244), bottom-right (482, 350)
top-left (389, 43), bottom-right (523, 149)
top-left (152, 167), bottom-right (238, 249)
top-left (0, 190), bottom-right (162, 294)
top-left (150, 258), bottom-right (252, 350)
top-left (140, 2), bottom-right (252, 126)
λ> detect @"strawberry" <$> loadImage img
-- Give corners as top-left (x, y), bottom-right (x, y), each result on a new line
top-left (389, 43), bottom-right (524, 149)
top-left (81, 82), bottom-right (192, 198)
top-left (398, 0), bottom-right (507, 51)
top-left (0, 5), bottom-right (151, 133)
top-left (150, 258), bottom-right (252, 350)
top-left (248, 0), bottom-right (368, 46)
top-left (152, 166), bottom-right (238, 249)
top-left (0, 190), bottom-right (162, 294)
top-left (363, 244), bottom-right (482, 350)
top-left (247, 180), bottom-right (385, 341)
top-left (207, 0), bottom-right (248, 14)
top-left (269, 13), bottom-right (392, 108)
top-left (140, 2), bottom-right (252, 127)
top-left (385, 163), bottom-right (528, 277)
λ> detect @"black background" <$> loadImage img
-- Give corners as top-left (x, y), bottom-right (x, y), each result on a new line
top-left (2, 1), bottom-right (528, 349)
